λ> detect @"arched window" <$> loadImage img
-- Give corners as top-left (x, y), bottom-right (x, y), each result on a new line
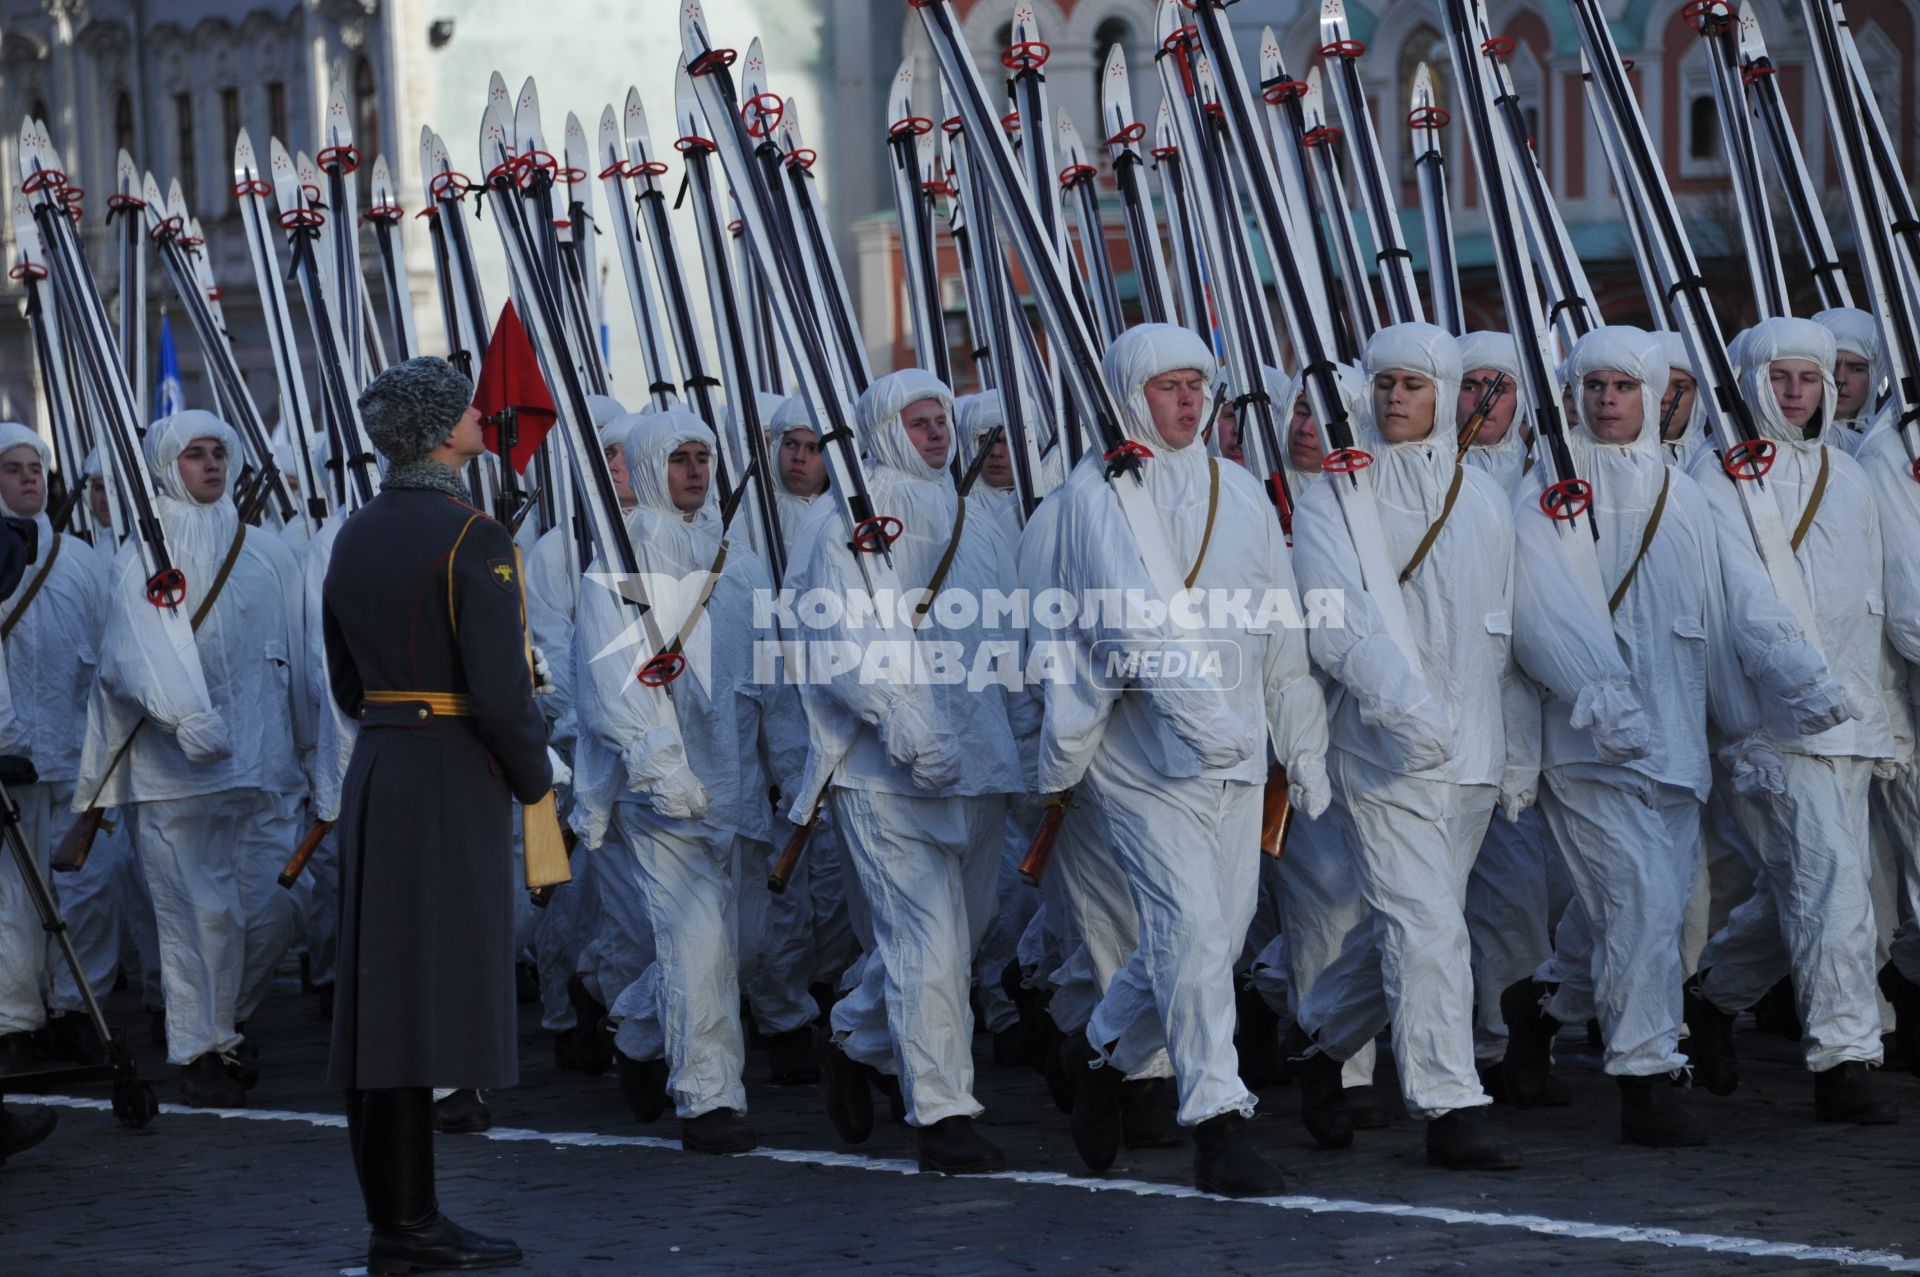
top-left (353, 56), bottom-right (378, 152)
top-left (1094, 16), bottom-right (1131, 100)
top-left (114, 92), bottom-right (135, 158)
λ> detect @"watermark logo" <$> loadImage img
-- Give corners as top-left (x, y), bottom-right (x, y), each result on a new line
top-left (1089, 639), bottom-right (1240, 691)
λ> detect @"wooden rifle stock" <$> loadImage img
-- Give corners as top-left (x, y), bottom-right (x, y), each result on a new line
top-left (768, 812), bottom-right (815, 894)
top-left (277, 818), bottom-right (336, 888)
top-left (1259, 763), bottom-right (1292, 860)
top-left (1455, 372), bottom-right (1510, 460)
top-left (1019, 792), bottom-right (1072, 888)
top-left (51, 805), bottom-right (107, 873)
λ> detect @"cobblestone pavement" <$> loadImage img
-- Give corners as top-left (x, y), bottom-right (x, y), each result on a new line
top-left (2, 969), bottom-right (1916, 1276)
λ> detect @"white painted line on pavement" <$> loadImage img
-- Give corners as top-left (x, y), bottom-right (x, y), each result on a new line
top-left (22, 1094), bottom-right (1920, 1273)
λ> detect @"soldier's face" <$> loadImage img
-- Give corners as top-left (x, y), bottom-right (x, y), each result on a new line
top-left (1143, 369), bottom-right (1207, 449)
top-left (605, 443), bottom-right (636, 511)
top-left (1372, 369), bottom-right (1437, 443)
top-left (666, 442), bottom-right (711, 514)
top-left (1457, 368), bottom-right (1516, 446)
top-left (979, 435), bottom-right (1013, 491)
top-left (1215, 402), bottom-right (1244, 465)
top-left (778, 429), bottom-right (826, 496)
top-left (0, 444), bottom-right (46, 516)
top-left (1661, 369), bottom-right (1698, 441)
top-left (88, 476), bottom-right (111, 527)
top-left (1769, 358), bottom-right (1825, 430)
top-left (176, 437), bottom-right (229, 503)
top-left (442, 404), bottom-right (486, 462)
top-left (1581, 370), bottom-right (1646, 445)
top-left (900, 398), bottom-right (951, 470)
top-left (1834, 352), bottom-right (1872, 420)
top-left (1288, 397), bottom-right (1324, 474)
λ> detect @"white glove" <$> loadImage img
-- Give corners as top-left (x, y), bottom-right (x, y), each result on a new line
top-left (174, 710), bottom-right (232, 765)
top-left (1873, 755), bottom-right (1906, 782)
top-left (1498, 773), bottom-right (1537, 822)
top-left (1287, 754), bottom-right (1330, 820)
top-left (531, 646), bottom-right (556, 697)
top-left (545, 746), bottom-right (572, 790)
top-left (1781, 676), bottom-right (1855, 737)
top-left (1376, 702), bottom-right (1452, 774)
top-left (1570, 680), bottom-right (1651, 766)
top-left (648, 763), bottom-right (711, 821)
top-left (1721, 734), bottom-right (1786, 797)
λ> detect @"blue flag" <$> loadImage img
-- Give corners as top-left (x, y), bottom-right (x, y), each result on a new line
top-left (155, 311), bottom-right (185, 419)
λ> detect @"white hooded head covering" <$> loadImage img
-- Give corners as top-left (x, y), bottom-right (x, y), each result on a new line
top-left (856, 369), bottom-right (954, 482)
top-left (617, 409), bottom-right (721, 574)
top-left (145, 409), bottom-right (241, 563)
top-left (1737, 316), bottom-right (1836, 444)
top-left (1358, 322), bottom-right (1461, 449)
top-left (1812, 307), bottom-right (1888, 434)
top-left (1098, 325), bottom-right (1218, 561)
top-left (1267, 361), bottom-right (1364, 493)
top-left (765, 393), bottom-right (818, 444)
top-left (0, 421), bottom-right (54, 552)
top-left (1456, 330), bottom-right (1530, 492)
top-left (1653, 331), bottom-right (1710, 465)
top-left (1567, 325), bottom-right (1667, 460)
top-left (588, 394), bottom-right (628, 438)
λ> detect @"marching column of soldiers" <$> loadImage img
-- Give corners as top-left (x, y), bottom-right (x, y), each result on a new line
top-left (3, 0), bottom-right (1920, 1271)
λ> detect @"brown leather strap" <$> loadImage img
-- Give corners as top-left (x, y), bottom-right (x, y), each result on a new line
top-left (1608, 470), bottom-right (1671, 615)
top-left (911, 495), bottom-right (970, 626)
top-left (1185, 461), bottom-right (1221, 589)
top-left (1789, 446), bottom-right (1829, 552)
top-left (0, 532), bottom-right (62, 641)
top-left (1399, 464), bottom-right (1465, 585)
top-left (190, 525), bottom-right (247, 630)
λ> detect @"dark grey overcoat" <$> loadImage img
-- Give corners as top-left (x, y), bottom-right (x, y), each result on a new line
top-left (322, 486), bottom-right (551, 1090)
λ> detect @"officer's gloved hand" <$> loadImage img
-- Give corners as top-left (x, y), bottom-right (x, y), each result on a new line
top-left (545, 746), bottom-right (572, 790)
top-left (649, 764), bottom-right (711, 821)
top-left (174, 710), bottom-right (232, 764)
top-left (1782, 676), bottom-right (1855, 738)
top-left (531, 646), bottom-right (556, 697)
top-left (1571, 679), bottom-right (1651, 765)
top-left (1287, 754), bottom-right (1331, 820)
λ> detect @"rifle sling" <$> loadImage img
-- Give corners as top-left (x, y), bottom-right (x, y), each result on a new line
top-left (1789, 446), bottom-right (1829, 552)
top-left (192, 524), bottom-right (249, 630)
top-left (1607, 470), bottom-right (1670, 615)
top-left (1185, 461), bottom-right (1220, 589)
top-left (911, 494), bottom-right (969, 627)
top-left (0, 532), bottom-right (62, 642)
top-left (1399, 464), bottom-right (1465, 586)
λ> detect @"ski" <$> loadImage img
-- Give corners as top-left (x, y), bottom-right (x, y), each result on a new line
top-left (1319, 0), bottom-right (1423, 325)
top-left (1408, 63), bottom-right (1463, 336)
top-left (1098, 45), bottom-right (1176, 328)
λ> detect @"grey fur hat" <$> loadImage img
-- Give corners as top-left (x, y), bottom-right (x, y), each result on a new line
top-left (358, 357), bottom-right (474, 465)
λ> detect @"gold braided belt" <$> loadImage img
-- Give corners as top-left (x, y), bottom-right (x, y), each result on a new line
top-left (361, 690), bottom-right (473, 720)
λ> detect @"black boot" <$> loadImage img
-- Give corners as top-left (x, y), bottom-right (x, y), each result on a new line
top-left (432, 1089), bottom-right (492, 1135)
top-left (872, 1070), bottom-right (907, 1123)
top-left (0, 1031), bottom-right (38, 1078)
top-left (764, 1026), bottom-right (820, 1086)
top-left (1753, 977), bottom-right (1802, 1042)
top-left (44, 1012), bottom-right (106, 1067)
top-left (1813, 1062), bottom-right (1900, 1125)
top-left (1498, 979), bottom-right (1562, 1108)
top-left (1281, 1024), bottom-right (1351, 1150)
top-left (227, 1033), bottom-right (260, 1090)
top-left (1039, 1021), bottom-right (1074, 1114)
top-left (1119, 1076), bottom-right (1184, 1149)
top-left (992, 962), bottom-right (1047, 1068)
top-left (1425, 1106), bottom-right (1522, 1170)
top-left (1682, 974), bottom-right (1739, 1096)
top-left (1879, 963), bottom-right (1920, 1079)
top-left (177, 1051), bottom-right (246, 1108)
top-left (1617, 1074), bottom-right (1708, 1147)
top-left (814, 1023), bottom-right (872, 1145)
top-left (1063, 1032), bottom-right (1122, 1171)
top-left (1344, 1084), bottom-right (1390, 1129)
top-left (360, 1087), bottom-right (520, 1275)
top-left (1192, 1112), bottom-right (1287, 1197)
top-left (562, 975), bottom-right (611, 1077)
top-left (681, 1108), bottom-right (757, 1154)
top-left (0, 1103), bottom-right (56, 1165)
top-left (1234, 983), bottom-right (1289, 1091)
top-left (613, 1050), bottom-right (669, 1124)
top-left (915, 1115), bottom-right (1005, 1174)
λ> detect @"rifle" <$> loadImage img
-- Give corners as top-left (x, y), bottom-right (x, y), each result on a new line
top-left (49, 481), bottom-right (86, 536)
top-left (766, 428), bottom-right (1002, 894)
top-left (1259, 762), bottom-right (1291, 859)
top-left (276, 818), bottom-right (335, 888)
top-left (1018, 790), bottom-right (1073, 888)
top-left (1455, 371), bottom-right (1510, 458)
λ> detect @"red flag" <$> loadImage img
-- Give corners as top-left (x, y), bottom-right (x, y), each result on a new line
top-left (473, 300), bottom-right (557, 475)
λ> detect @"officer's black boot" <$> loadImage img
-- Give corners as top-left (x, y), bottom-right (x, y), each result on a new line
top-left (362, 1087), bottom-right (521, 1275)
top-left (1064, 1032), bottom-right (1122, 1171)
top-left (1813, 1062), bottom-right (1900, 1125)
top-left (814, 1022), bottom-right (873, 1145)
top-left (1498, 979), bottom-right (1562, 1108)
top-left (1119, 1076), bottom-right (1183, 1149)
top-left (916, 1115), bottom-right (1005, 1174)
top-left (1879, 962), bottom-right (1920, 1078)
top-left (1281, 1024), bottom-right (1351, 1150)
top-left (1681, 974), bottom-right (1739, 1096)
top-left (1425, 1106), bottom-right (1522, 1170)
top-left (1617, 1074), bottom-right (1709, 1147)
top-left (1192, 1112), bottom-right (1287, 1197)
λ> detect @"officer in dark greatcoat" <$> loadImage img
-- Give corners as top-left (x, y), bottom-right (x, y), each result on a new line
top-left (323, 357), bottom-right (552, 1274)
